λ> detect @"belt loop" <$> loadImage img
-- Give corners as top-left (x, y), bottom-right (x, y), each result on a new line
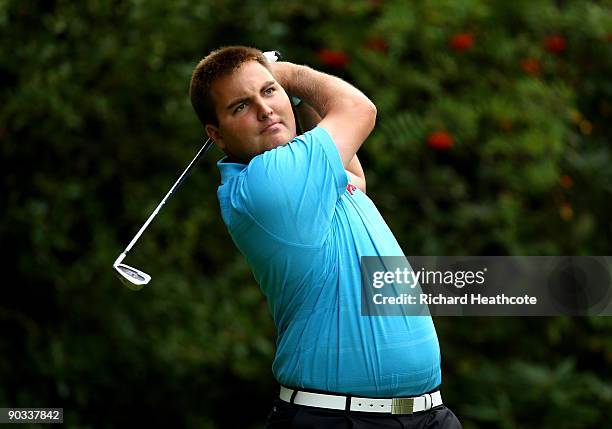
top-left (289, 388), bottom-right (298, 404)
top-left (344, 394), bottom-right (352, 411)
top-left (424, 393), bottom-right (431, 410)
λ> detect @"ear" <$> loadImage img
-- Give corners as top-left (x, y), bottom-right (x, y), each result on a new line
top-left (205, 124), bottom-right (225, 150)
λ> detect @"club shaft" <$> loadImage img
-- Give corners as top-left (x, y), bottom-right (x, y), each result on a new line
top-left (122, 139), bottom-right (213, 255)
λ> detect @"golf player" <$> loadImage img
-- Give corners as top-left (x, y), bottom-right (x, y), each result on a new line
top-left (189, 46), bottom-right (461, 428)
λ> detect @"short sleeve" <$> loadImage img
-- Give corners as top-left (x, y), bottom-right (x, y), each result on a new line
top-left (238, 126), bottom-right (348, 246)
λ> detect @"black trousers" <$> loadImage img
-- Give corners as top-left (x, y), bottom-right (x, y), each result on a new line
top-left (265, 398), bottom-right (462, 429)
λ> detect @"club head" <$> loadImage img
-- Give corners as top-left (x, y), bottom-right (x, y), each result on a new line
top-left (113, 253), bottom-right (150, 290)
top-left (114, 263), bottom-right (151, 290)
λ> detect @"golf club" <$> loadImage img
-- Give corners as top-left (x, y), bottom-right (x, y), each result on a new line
top-left (113, 50), bottom-right (282, 290)
top-left (113, 138), bottom-right (214, 290)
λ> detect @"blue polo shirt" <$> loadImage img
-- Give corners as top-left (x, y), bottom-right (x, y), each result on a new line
top-left (217, 126), bottom-right (441, 397)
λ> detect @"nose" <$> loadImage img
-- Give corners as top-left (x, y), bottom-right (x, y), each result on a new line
top-left (256, 98), bottom-right (273, 120)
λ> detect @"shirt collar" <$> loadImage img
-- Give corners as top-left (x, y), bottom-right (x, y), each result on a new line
top-left (217, 156), bottom-right (247, 185)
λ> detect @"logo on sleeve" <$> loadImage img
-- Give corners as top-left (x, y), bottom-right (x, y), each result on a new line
top-left (346, 184), bottom-right (357, 195)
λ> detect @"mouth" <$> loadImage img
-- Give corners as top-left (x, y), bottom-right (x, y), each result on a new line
top-left (260, 121), bottom-right (282, 134)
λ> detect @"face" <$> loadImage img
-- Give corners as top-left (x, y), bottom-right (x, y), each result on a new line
top-left (206, 61), bottom-right (296, 163)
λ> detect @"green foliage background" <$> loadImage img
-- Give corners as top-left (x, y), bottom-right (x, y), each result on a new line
top-left (1, 0), bottom-right (611, 428)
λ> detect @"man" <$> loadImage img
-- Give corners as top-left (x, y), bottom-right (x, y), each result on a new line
top-left (190, 46), bottom-right (461, 428)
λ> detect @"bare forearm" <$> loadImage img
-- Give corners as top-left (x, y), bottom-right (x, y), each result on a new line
top-left (273, 62), bottom-right (372, 119)
top-left (346, 155), bottom-right (366, 193)
top-left (271, 63), bottom-right (332, 116)
top-left (295, 101), bottom-right (321, 133)
top-left (293, 99), bottom-right (366, 193)
top-left (270, 61), bottom-right (376, 167)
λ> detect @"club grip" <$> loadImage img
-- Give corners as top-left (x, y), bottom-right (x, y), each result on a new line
top-left (263, 50), bottom-right (282, 62)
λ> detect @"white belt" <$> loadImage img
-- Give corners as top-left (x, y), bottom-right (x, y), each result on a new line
top-left (279, 386), bottom-right (442, 415)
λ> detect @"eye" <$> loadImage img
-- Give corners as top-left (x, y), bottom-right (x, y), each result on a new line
top-left (233, 102), bottom-right (246, 114)
top-left (263, 86), bottom-right (276, 96)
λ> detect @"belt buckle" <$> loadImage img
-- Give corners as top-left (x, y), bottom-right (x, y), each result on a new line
top-left (391, 397), bottom-right (414, 415)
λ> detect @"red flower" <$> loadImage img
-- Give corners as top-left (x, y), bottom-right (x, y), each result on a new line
top-left (449, 32), bottom-right (474, 52)
top-left (427, 131), bottom-right (454, 150)
top-left (520, 57), bottom-right (541, 74)
top-left (365, 36), bottom-right (389, 53)
top-left (559, 175), bottom-right (573, 189)
top-left (317, 49), bottom-right (350, 68)
top-left (544, 35), bottom-right (566, 54)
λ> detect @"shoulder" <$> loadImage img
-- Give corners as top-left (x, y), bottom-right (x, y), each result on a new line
top-left (248, 126), bottom-right (346, 187)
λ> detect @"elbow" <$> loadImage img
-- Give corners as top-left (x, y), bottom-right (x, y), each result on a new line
top-left (367, 99), bottom-right (377, 118)
top-left (361, 99), bottom-right (377, 132)
top-left (367, 100), bottom-right (377, 130)
top-left (353, 98), bottom-right (377, 134)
